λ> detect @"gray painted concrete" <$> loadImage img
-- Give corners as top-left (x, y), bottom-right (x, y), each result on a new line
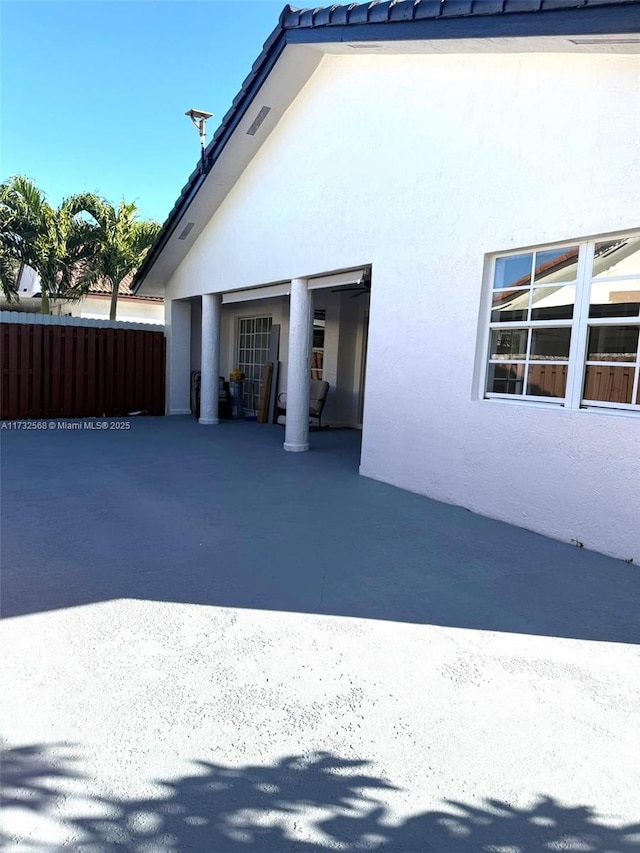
top-left (1, 417), bottom-right (639, 851)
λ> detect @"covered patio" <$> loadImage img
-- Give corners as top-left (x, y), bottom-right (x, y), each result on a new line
top-left (2, 416), bottom-right (639, 850)
top-left (170, 267), bottom-right (370, 450)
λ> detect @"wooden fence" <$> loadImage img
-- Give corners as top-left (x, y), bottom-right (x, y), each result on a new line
top-left (1, 320), bottom-right (165, 420)
top-left (502, 362), bottom-right (635, 403)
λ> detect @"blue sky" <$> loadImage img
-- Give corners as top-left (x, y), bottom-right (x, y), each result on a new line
top-left (1, 1), bottom-right (287, 223)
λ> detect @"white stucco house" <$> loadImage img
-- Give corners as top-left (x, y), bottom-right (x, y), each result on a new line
top-left (133, 0), bottom-right (640, 563)
top-left (3, 265), bottom-right (163, 323)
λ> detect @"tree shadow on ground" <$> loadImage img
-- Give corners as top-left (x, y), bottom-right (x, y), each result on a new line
top-left (2, 743), bottom-right (639, 852)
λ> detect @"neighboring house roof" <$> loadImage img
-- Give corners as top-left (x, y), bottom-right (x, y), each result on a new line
top-left (13, 265), bottom-right (163, 304)
top-left (85, 272), bottom-right (163, 302)
top-left (86, 271), bottom-right (134, 296)
top-left (133, 0), bottom-right (640, 292)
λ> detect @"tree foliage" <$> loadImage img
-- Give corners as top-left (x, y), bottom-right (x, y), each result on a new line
top-left (76, 197), bottom-right (161, 320)
top-left (0, 176), bottom-right (161, 317)
top-left (0, 175), bottom-right (100, 313)
top-left (0, 241), bottom-right (21, 303)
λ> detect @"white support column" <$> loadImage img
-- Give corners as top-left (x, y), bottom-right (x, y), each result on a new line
top-left (199, 293), bottom-right (222, 425)
top-left (166, 298), bottom-right (192, 415)
top-left (284, 277), bottom-right (312, 452)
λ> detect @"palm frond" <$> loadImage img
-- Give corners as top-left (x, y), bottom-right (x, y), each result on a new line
top-left (0, 246), bottom-right (20, 302)
top-left (130, 220), bottom-right (161, 257)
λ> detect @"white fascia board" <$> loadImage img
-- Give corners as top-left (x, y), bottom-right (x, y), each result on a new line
top-left (222, 282), bottom-right (290, 304)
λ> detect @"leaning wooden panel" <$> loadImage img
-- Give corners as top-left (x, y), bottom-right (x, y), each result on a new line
top-left (257, 361), bottom-right (273, 424)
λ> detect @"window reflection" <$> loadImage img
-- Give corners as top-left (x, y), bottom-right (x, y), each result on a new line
top-left (593, 236), bottom-right (640, 278)
top-left (491, 283), bottom-right (576, 323)
top-left (584, 366), bottom-right (635, 404)
top-left (534, 247), bottom-right (579, 284)
top-left (491, 289), bottom-right (528, 323)
top-left (530, 285), bottom-right (575, 321)
top-left (490, 329), bottom-right (527, 360)
top-left (587, 326), bottom-right (639, 363)
top-left (530, 328), bottom-right (571, 360)
top-left (493, 254), bottom-right (532, 289)
top-left (487, 363), bottom-right (524, 395)
top-left (589, 280), bottom-right (640, 319)
top-left (526, 365), bottom-right (568, 398)
top-left (488, 236), bottom-right (640, 409)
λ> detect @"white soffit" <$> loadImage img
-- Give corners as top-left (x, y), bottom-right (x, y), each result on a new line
top-left (318, 33), bottom-right (640, 55)
top-left (222, 282), bottom-right (290, 304)
top-left (307, 268), bottom-right (366, 290)
top-left (139, 31), bottom-right (640, 295)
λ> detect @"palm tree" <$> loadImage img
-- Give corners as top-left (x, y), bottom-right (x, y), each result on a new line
top-left (0, 175), bottom-right (99, 314)
top-left (0, 243), bottom-right (20, 303)
top-left (77, 199), bottom-right (160, 321)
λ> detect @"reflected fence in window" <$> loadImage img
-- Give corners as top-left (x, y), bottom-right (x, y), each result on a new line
top-left (484, 233), bottom-right (640, 411)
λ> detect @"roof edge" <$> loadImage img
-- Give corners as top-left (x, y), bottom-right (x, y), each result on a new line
top-left (133, 0), bottom-right (640, 293)
top-left (132, 21), bottom-right (288, 293)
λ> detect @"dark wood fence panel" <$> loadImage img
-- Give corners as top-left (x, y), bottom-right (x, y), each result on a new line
top-left (526, 363), bottom-right (568, 399)
top-left (0, 323), bottom-right (165, 420)
top-left (583, 364), bottom-right (635, 405)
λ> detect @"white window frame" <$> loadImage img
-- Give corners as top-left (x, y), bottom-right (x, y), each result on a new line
top-left (480, 231), bottom-right (640, 414)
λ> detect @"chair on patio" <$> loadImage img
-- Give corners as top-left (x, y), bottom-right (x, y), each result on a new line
top-left (277, 379), bottom-right (330, 430)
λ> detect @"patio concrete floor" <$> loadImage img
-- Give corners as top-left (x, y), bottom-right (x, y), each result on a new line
top-left (1, 416), bottom-right (639, 851)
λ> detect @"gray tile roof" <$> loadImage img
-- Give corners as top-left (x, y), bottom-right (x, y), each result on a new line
top-left (133, 0), bottom-right (640, 291)
top-left (283, 0), bottom-right (639, 28)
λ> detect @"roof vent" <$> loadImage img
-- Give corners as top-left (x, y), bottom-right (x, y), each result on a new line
top-left (569, 38), bottom-right (640, 45)
top-left (178, 222), bottom-right (195, 240)
top-left (247, 106), bottom-right (271, 136)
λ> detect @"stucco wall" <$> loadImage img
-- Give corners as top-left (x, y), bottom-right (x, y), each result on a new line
top-left (67, 295), bottom-right (164, 324)
top-left (165, 50), bottom-right (640, 561)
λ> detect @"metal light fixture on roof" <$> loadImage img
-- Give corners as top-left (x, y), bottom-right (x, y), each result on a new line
top-left (185, 108), bottom-right (213, 168)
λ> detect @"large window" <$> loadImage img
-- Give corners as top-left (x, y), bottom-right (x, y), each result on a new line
top-left (484, 233), bottom-right (640, 412)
